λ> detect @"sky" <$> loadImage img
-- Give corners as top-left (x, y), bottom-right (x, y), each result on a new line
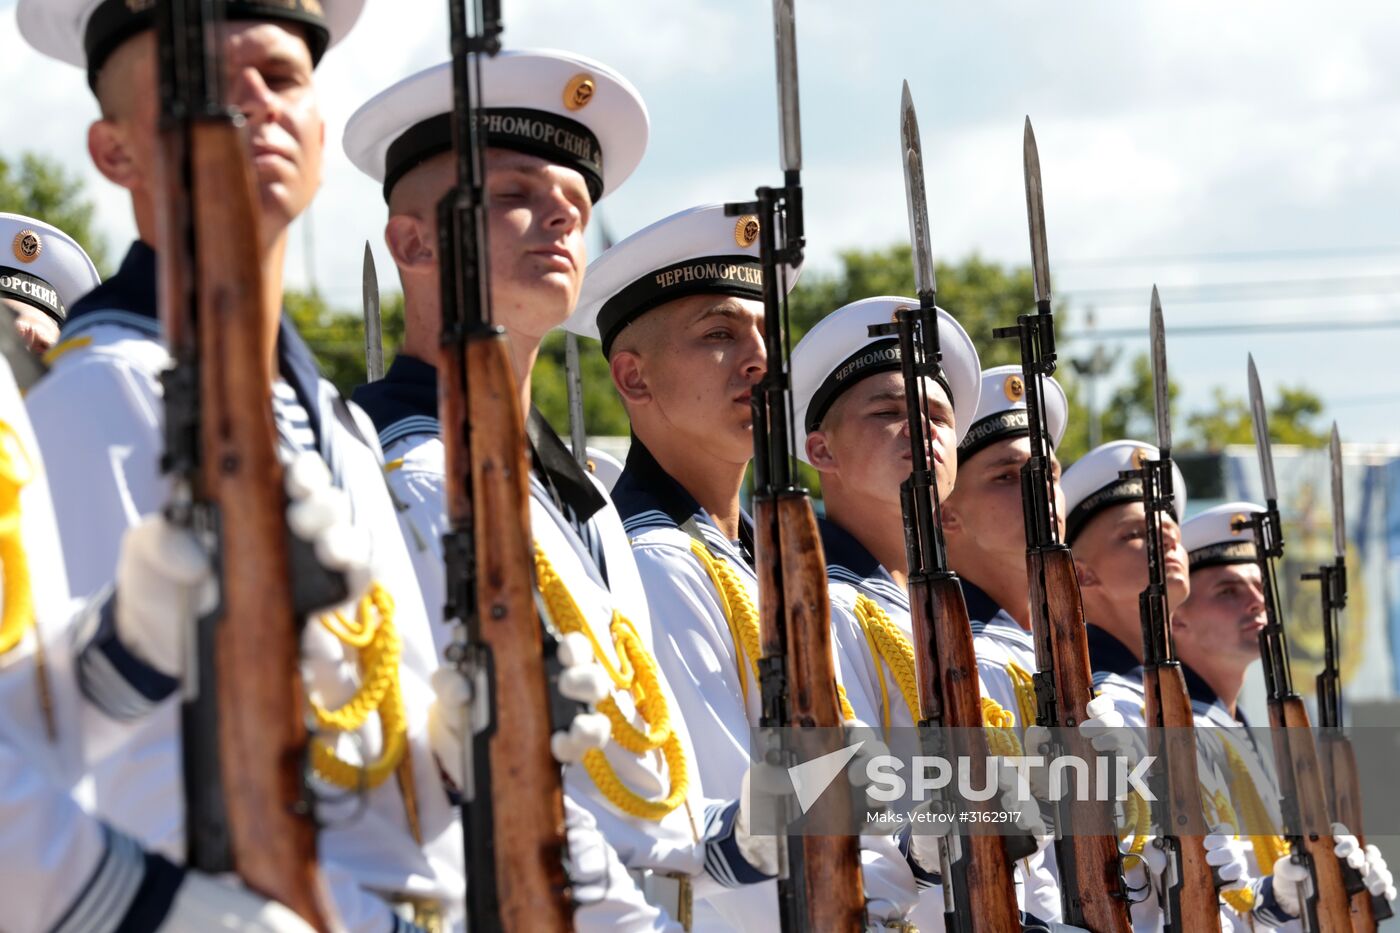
top-left (3, 0), bottom-right (1399, 444)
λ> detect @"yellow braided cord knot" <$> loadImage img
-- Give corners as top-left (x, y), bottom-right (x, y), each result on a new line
top-left (0, 421), bottom-right (35, 656)
top-left (852, 595), bottom-right (921, 729)
top-left (687, 540), bottom-right (761, 704)
top-left (533, 546), bottom-right (689, 821)
top-left (310, 583), bottom-right (407, 789)
top-left (1220, 741), bottom-right (1288, 907)
top-left (981, 697), bottom-right (1023, 758)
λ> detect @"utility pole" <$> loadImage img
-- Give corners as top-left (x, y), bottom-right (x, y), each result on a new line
top-left (1070, 307), bottom-right (1120, 449)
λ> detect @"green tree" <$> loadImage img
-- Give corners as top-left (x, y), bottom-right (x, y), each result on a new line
top-left (287, 289), bottom-right (404, 398)
top-left (1184, 384), bottom-right (1328, 450)
top-left (1096, 351), bottom-right (1328, 455)
top-left (0, 152), bottom-right (109, 273)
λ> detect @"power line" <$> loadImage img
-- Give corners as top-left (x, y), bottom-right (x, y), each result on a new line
top-left (1067, 317), bottom-right (1400, 341)
top-left (1062, 273), bottom-right (1400, 307)
top-left (1056, 244), bottom-right (1400, 270)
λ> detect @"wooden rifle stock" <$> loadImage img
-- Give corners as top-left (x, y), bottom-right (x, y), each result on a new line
top-left (911, 575), bottom-right (1021, 933)
top-left (1269, 696), bottom-right (1354, 931)
top-left (755, 493), bottom-right (864, 932)
top-left (1140, 664), bottom-right (1223, 932)
top-left (1321, 733), bottom-right (1383, 931)
top-left (1026, 547), bottom-right (1133, 933)
top-left (439, 332), bottom-right (572, 931)
top-left (160, 119), bottom-right (329, 925)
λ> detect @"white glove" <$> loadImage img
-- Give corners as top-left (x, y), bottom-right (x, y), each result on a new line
top-left (427, 632), bottom-right (612, 788)
top-left (907, 760), bottom-right (1048, 875)
top-left (115, 452), bottom-right (370, 678)
top-left (736, 766), bottom-right (779, 876)
top-left (161, 871), bottom-right (319, 932)
top-left (734, 730), bottom-right (889, 877)
top-left (1022, 695), bottom-right (1130, 799)
top-left (1204, 828), bottom-right (1248, 890)
top-left (1331, 822), bottom-right (1367, 873)
top-left (1270, 853), bottom-right (1312, 919)
top-left (1364, 843), bottom-right (1396, 901)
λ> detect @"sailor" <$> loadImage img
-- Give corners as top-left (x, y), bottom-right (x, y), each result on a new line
top-left (944, 365), bottom-right (1068, 725)
top-left (1174, 502), bottom-right (1395, 930)
top-left (0, 212), bottom-right (99, 355)
top-left (564, 204), bottom-right (922, 930)
top-left (790, 296), bottom-right (1073, 931)
top-left (17, 1), bottom-right (471, 928)
top-left (344, 56), bottom-right (794, 929)
top-left (1058, 440), bottom-right (1250, 928)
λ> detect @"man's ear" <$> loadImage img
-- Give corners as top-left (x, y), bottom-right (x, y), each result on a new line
top-left (941, 499), bottom-right (963, 536)
top-left (805, 430), bottom-right (839, 475)
top-left (385, 214), bottom-right (435, 270)
top-left (1073, 557), bottom-right (1099, 589)
top-left (610, 349), bottom-right (650, 405)
top-left (88, 119), bottom-right (140, 191)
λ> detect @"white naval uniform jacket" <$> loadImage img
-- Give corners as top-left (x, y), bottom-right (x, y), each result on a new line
top-left (353, 354), bottom-right (763, 932)
top-left (25, 242), bottom-right (462, 933)
top-left (819, 519), bottom-right (1050, 933)
top-left (1186, 668), bottom-right (1296, 932)
top-left (610, 442), bottom-right (922, 931)
top-left (0, 352), bottom-right (188, 933)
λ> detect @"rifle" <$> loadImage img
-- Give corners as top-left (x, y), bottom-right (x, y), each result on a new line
top-left (362, 242), bottom-right (384, 382)
top-left (1127, 290), bottom-right (1222, 932)
top-left (157, 0), bottom-right (331, 924)
top-left (864, 82), bottom-right (1021, 933)
top-left (1304, 423), bottom-right (1391, 929)
top-left (727, 2), bottom-right (864, 929)
top-left (1242, 356), bottom-right (1352, 932)
top-left (436, 1), bottom-right (574, 929)
top-left (992, 119), bottom-right (1133, 933)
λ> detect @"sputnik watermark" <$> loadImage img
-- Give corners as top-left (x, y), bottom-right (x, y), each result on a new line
top-left (863, 753), bottom-right (1157, 805)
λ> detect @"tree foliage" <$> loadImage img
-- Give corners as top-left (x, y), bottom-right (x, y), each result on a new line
top-left (0, 152), bottom-right (109, 274)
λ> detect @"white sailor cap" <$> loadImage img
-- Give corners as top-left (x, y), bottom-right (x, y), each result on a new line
top-left (1181, 501), bottom-right (1263, 571)
top-left (791, 297), bottom-right (981, 464)
top-left (1061, 439), bottom-right (1188, 543)
top-left (583, 447), bottom-right (624, 494)
top-left (0, 213), bottom-right (101, 326)
top-left (18, 0), bottom-right (363, 88)
top-left (344, 51), bottom-right (648, 205)
top-left (957, 364), bottom-right (1069, 464)
top-left (566, 203), bottom-right (801, 356)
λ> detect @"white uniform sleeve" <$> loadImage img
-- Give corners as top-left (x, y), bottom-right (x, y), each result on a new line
top-left (0, 739), bottom-right (183, 933)
top-left (629, 542), bottom-right (754, 795)
top-left (27, 348), bottom-right (166, 601)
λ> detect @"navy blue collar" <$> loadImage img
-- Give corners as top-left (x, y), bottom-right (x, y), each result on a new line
top-left (1086, 624), bottom-right (1141, 678)
top-left (350, 353), bottom-right (437, 434)
top-left (352, 353), bottom-right (605, 526)
top-left (960, 578), bottom-right (1006, 626)
top-left (819, 517), bottom-right (896, 585)
top-left (69, 240), bottom-right (156, 322)
top-left (67, 239), bottom-right (330, 448)
top-left (612, 438), bottom-right (754, 557)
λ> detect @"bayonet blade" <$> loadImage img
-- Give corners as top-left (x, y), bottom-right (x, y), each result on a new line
top-left (900, 81), bottom-right (936, 301)
top-left (1150, 286), bottom-right (1171, 454)
top-left (1023, 117), bottom-right (1052, 306)
top-left (1247, 354), bottom-right (1278, 502)
top-left (772, 0), bottom-right (802, 173)
top-left (362, 242), bottom-right (384, 382)
top-left (1330, 422), bottom-right (1345, 559)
